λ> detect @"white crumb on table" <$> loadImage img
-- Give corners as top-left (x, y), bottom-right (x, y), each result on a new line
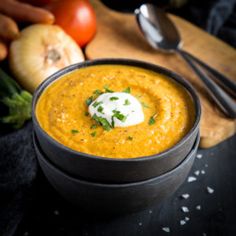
top-left (181, 193), bottom-right (190, 199)
top-left (194, 170), bottom-right (200, 176)
top-left (196, 154), bottom-right (203, 159)
top-left (201, 170), bottom-right (206, 175)
top-left (207, 186), bottom-right (214, 194)
top-left (54, 210), bottom-right (60, 216)
top-left (162, 227), bottom-right (170, 233)
top-left (188, 176), bottom-right (197, 182)
top-left (196, 205), bottom-right (201, 210)
top-left (180, 220), bottom-right (186, 225)
top-left (185, 216), bottom-right (190, 221)
top-left (181, 206), bottom-right (189, 213)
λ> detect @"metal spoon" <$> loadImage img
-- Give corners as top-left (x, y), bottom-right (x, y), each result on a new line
top-left (135, 3), bottom-right (236, 118)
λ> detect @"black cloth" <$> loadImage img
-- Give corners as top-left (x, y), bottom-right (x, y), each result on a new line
top-left (0, 123), bottom-right (37, 236)
top-left (0, 0), bottom-right (236, 236)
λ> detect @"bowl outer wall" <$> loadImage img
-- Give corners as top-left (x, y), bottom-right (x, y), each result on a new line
top-left (34, 132), bottom-right (200, 215)
top-left (32, 58), bottom-right (201, 183)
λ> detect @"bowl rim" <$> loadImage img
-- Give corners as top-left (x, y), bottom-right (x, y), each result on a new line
top-left (32, 58), bottom-right (201, 162)
top-left (34, 132), bottom-right (200, 187)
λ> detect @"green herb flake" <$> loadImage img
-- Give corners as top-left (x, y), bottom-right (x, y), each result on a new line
top-left (93, 89), bottom-right (103, 96)
top-left (127, 136), bottom-right (133, 141)
top-left (85, 96), bottom-right (93, 106)
top-left (124, 99), bottom-right (131, 105)
top-left (148, 115), bottom-right (156, 125)
top-left (112, 110), bottom-right (127, 122)
top-left (123, 87), bottom-right (131, 93)
top-left (90, 124), bottom-right (97, 129)
top-left (104, 85), bottom-right (114, 93)
top-left (90, 131), bottom-right (97, 137)
top-left (141, 102), bottom-right (149, 108)
top-left (92, 114), bottom-right (112, 131)
top-left (110, 97), bottom-right (119, 101)
top-left (84, 111), bottom-right (89, 116)
top-left (97, 106), bottom-right (104, 113)
top-left (71, 129), bottom-right (79, 134)
top-left (92, 101), bottom-right (103, 108)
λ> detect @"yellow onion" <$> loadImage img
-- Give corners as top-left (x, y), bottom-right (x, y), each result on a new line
top-left (9, 24), bottom-right (85, 92)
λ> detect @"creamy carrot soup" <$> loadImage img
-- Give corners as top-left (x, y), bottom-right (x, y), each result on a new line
top-left (36, 65), bottom-right (195, 158)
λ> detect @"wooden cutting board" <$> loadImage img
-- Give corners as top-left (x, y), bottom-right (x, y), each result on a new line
top-left (86, 0), bottom-right (236, 148)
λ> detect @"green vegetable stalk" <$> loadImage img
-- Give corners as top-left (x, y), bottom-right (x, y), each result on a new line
top-left (0, 68), bottom-right (32, 129)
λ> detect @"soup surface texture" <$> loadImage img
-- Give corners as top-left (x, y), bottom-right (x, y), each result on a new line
top-left (36, 65), bottom-right (195, 158)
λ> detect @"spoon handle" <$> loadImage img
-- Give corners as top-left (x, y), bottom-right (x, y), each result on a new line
top-left (177, 49), bottom-right (236, 118)
top-left (182, 50), bottom-right (236, 98)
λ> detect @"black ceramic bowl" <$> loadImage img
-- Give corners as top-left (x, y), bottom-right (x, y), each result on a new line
top-left (32, 59), bottom-right (201, 183)
top-left (34, 132), bottom-right (200, 215)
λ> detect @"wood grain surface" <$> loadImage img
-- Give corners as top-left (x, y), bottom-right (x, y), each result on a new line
top-left (85, 0), bottom-right (236, 148)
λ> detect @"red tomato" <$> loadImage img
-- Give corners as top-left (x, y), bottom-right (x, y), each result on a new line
top-left (46, 0), bottom-right (96, 47)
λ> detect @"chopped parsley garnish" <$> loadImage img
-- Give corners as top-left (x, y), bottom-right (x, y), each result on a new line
top-left (85, 96), bottom-right (93, 106)
top-left (124, 99), bottom-right (130, 105)
top-left (84, 111), bottom-right (89, 116)
top-left (104, 85), bottom-right (114, 93)
top-left (141, 102), bottom-right (149, 108)
top-left (148, 115), bottom-right (156, 125)
top-left (127, 136), bottom-right (133, 141)
top-left (93, 89), bottom-right (103, 96)
top-left (110, 97), bottom-right (119, 101)
top-left (97, 106), bottom-right (104, 113)
top-left (112, 110), bottom-right (127, 122)
top-left (90, 131), bottom-right (97, 137)
top-left (90, 124), bottom-right (97, 129)
top-left (92, 101), bottom-right (103, 108)
top-left (92, 114), bottom-right (112, 131)
top-left (123, 87), bottom-right (131, 93)
top-left (71, 129), bottom-right (79, 134)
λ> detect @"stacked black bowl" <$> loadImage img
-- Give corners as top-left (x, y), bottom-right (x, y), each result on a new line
top-left (32, 59), bottom-right (201, 215)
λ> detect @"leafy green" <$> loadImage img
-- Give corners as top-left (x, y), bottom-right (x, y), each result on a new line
top-left (71, 129), bottom-right (79, 134)
top-left (104, 85), bottom-right (114, 93)
top-left (92, 114), bottom-right (112, 131)
top-left (0, 68), bottom-right (32, 129)
top-left (112, 110), bottom-right (127, 122)
top-left (123, 87), bottom-right (131, 93)
top-left (124, 99), bottom-right (130, 105)
top-left (148, 115), bottom-right (156, 125)
top-left (85, 96), bottom-right (93, 106)
top-left (90, 131), bottom-right (97, 137)
top-left (110, 97), bottom-right (119, 101)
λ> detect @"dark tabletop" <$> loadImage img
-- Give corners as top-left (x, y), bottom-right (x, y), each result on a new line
top-left (1, 0), bottom-right (236, 235)
top-left (14, 135), bottom-right (236, 236)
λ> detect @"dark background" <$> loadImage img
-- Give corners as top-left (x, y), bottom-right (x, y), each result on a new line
top-left (1, 0), bottom-right (236, 236)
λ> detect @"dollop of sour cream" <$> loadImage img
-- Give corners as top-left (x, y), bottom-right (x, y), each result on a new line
top-left (88, 92), bottom-right (144, 127)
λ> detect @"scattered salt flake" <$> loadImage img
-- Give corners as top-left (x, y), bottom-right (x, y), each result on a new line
top-left (138, 222), bottom-right (143, 226)
top-left (54, 210), bottom-right (60, 216)
top-left (149, 210), bottom-right (153, 214)
top-left (185, 216), bottom-right (190, 221)
top-left (196, 205), bottom-right (201, 210)
top-left (23, 232), bottom-right (29, 236)
top-left (181, 206), bottom-right (189, 213)
top-left (181, 193), bottom-right (190, 199)
top-left (194, 170), bottom-right (200, 176)
top-left (196, 154), bottom-right (202, 159)
top-left (162, 227), bottom-right (170, 233)
top-left (201, 170), bottom-right (206, 175)
top-left (188, 176), bottom-right (197, 182)
top-left (180, 220), bottom-right (186, 225)
top-left (207, 186), bottom-right (214, 194)
top-left (203, 233), bottom-right (207, 236)
top-left (205, 164), bottom-right (208, 168)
